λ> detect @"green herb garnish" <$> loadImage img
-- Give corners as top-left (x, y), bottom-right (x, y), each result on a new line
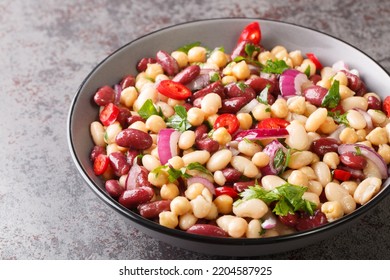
top-left (245, 43), bottom-right (261, 58)
top-left (167, 105), bottom-right (191, 132)
top-left (304, 65), bottom-right (311, 78)
top-left (186, 162), bottom-right (212, 176)
top-left (328, 110), bottom-right (349, 126)
top-left (177, 41), bottom-right (201, 54)
top-left (138, 99), bottom-right (163, 119)
top-left (256, 84), bottom-right (271, 105)
top-left (321, 80), bottom-right (340, 109)
top-left (262, 59), bottom-right (289, 74)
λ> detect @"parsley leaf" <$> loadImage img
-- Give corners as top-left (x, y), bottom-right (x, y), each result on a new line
top-left (167, 105), bottom-right (191, 132)
top-left (304, 65), bottom-right (311, 78)
top-left (245, 43), bottom-right (260, 58)
top-left (186, 162), bottom-right (212, 176)
top-left (177, 41), bottom-right (201, 54)
top-left (262, 59), bottom-right (289, 74)
top-left (233, 56), bottom-right (246, 63)
top-left (167, 166), bottom-right (191, 182)
top-left (328, 110), bottom-right (349, 126)
top-left (138, 99), bottom-right (162, 119)
top-left (273, 148), bottom-right (286, 169)
top-left (209, 71), bottom-right (221, 82)
top-left (256, 84), bottom-right (270, 105)
top-left (321, 80), bottom-right (340, 109)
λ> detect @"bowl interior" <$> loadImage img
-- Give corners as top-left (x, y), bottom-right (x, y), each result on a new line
top-left (68, 18), bottom-right (390, 256)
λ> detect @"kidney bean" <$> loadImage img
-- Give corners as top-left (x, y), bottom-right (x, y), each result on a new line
top-left (116, 107), bottom-right (131, 128)
top-left (310, 138), bottom-right (339, 157)
top-left (93, 85), bottom-right (115, 106)
top-left (127, 115), bottom-right (145, 126)
top-left (295, 210), bottom-right (328, 231)
top-left (172, 65), bottom-right (200, 84)
top-left (224, 83), bottom-right (256, 100)
top-left (105, 179), bottom-right (125, 198)
top-left (195, 137), bottom-right (219, 153)
top-left (341, 70), bottom-right (362, 92)
top-left (194, 124), bottom-right (209, 140)
top-left (339, 151), bottom-right (367, 169)
top-left (136, 57), bottom-right (157, 72)
top-left (120, 74), bottom-right (136, 89)
top-left (221, 167), bottom-right (242, 183)
top-left (156, 50), bottom-right (179, 76)
top-left (192, 96), bottom-right (203, 108)
top-left (118, 186), bottom-right (154, 209)
top-left (303, 85), bottom-right (328, 107)
top-left (186, 224), bottom-right (228, 237)
top-left (245, 76), bottom-right (275, 94)
top-left (126, 149), bottom-right (139, 166)
top-left (115, 128), bottom-right (153, 150)
top-left (138, 200), bottom-right (171, 219)
top-left (109, 152), bottom-right (130, 176)
top-left (367, 96), bottom-right (381, 110)
top-left (136, 166), bottom-right (152, 188)
top-left (278, 212), bottom-right (299, 227)
top-left (355, 82), bottom-right (367, 96)
top-left (191, 81), bottom-right (225, 101)
top-left (233, 180), bottom-right (256, 192)
top-left (218, 96), bottom-right (248, 114)
top-left (90, 145), bottom-right (106, 162)
top-left (182, 103), bottom-right (192, 111)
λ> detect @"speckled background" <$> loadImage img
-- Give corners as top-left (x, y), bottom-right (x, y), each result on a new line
top-left (1, 0), bottom-right (389, 259)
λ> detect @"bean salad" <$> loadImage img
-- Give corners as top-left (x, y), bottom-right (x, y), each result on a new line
top-left (89, 22), bottom-right (390, 238)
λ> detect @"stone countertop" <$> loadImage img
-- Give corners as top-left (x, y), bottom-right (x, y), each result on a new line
top-left (1, 0), bottom-right (389, 260)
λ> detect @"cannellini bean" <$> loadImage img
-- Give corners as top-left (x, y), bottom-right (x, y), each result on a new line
top-left (213, 170), bottom-right (226, 186)
top-left (233, 199), bottom-right (268, 219)
top-left (238, 140), bottom-right (262, 156)
top-left (322, 152), bottom-right (340, 170)
top-left (182, 150), bottom-right (210, 166)
top-left (341, 96), bottom-right (368, 111)
top-left (308, 180), bottom-right (323, 196)
top-left (305, 108), bottom-right (328, 132)
top-left (200, 93), bottom-right (222, 116)
top-left (363, 159), bottom-right (383, 179)
top-left (205, 203), bottom-right (218, 220)
top-left (216, 215), bottom-right (248, 238)
top-left (185, 183), bottom-right (205, 200)
top-left (230, 156), bottom-right (259, 178)
top-left (346, 110), bottom-right (367, 129)
top-left (321, 201), bottom-right (344, 222)
top-left (312, 162), bottom-right (332, 186)
top-left (367, 109), bottom-right (387, 126)
top-left (378, 144), bottom-right (390, 164)
top-left (354, 177), bottom-right (382, 205)
top-left (287, 170), bottom-right (309, 187)
top-left (141, 155), bottom-right (161, 171)
top-left (261, 175), bottom-right (286, 191)
top-left (340, 181), bottom-right (358, 196)
top-left (302, 192), bottom-right (320, 207)
top-left (246, 219), bottom-right (262, 238)
top-left (90, 121), bottom-right (106, 147)
top-left (252, 152), bottom-right (270, 168)
top-left (325, 182), bottom-right (356, 214)
top-left (178, 130), bottom-right (196, 150)
top-left (285, 120), bottom-right (310, 150)
top-left (288, 151), bottom-right (313, 169)
top-left (206, 149), bottom-right (232, 172)
top-left (147, 170), bottom-right (169, 187)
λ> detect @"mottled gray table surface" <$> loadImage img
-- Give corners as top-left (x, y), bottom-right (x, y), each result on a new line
top-left (1, 0), bottom-right (389, 260)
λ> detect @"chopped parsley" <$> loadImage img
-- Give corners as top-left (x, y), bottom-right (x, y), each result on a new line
top-left (328, 110), bottom-right (349, 126)
top-left (151, 162), bottom-right (211, 183)
top-left (321, 80), bottom-right (340, 109)
top-left (167, 105), bottom-right (191, 132)
top-left (262, 59), bottom-right (289, 74)
top-left (177, 41), bottom-right (201, 54)
top-left (256, 84), bottom-right (271, 105)
top-left (138, 99), bottom-right (163, 119)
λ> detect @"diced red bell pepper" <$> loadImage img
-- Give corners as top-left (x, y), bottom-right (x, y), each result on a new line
top-left (306, 53), bottom-right (323, 70)
top-left (215, 186), bottom-right (239, 199)
top-left (333, 169), bottom-right (352, 181)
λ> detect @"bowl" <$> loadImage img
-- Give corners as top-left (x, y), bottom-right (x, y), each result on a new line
top-left (67, 18), bottom-right (390, 256)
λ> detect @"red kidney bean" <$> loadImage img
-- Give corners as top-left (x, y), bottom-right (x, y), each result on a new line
top-left (127, 115), bottom-right (145, 126)
top-left (115, 128), bottom-right (153, 150)
top-left (120, 74), bottom-right (136, 89)
top-left (303, 85), bottom-right (328, 107)
top-left (136, 57), bottom-right (157, 72)
top-left (182, 102), bottom-right (193, 111)
top-left (93, 85), bottom-right (115, 106)
top-left (126, 149), bottom-right (140, 166)
top-left (186, 224), bottom-right (228, 237)
top-left (341, 70), bottom-right (362, 92)
top-left (156, 50), bottom-right (179, 76)
top-left (310, 138), bottom-right (339, 157)
top-left (191, 81), bottom-right (225, 101)
top-left (116, 107), bottom-right (131, 128)
top-left (109, 152), bottom-right (130, 176)
top-left (339, 151), bottom-right (367, 169)
top-left (172, 65), bottom-right (200, 84)
top-left (295, 210), bottom-right (328, 231)
top-left (118, 187), bottom-right (154, 209)
top-left (278, 212), bottom-right (299, 227)
top-left (192, 96), bottom-right (203, 108)
top-left (90, 145), bottom-right (106, 162)
top-left (233, 180), bottom-right (256, 192)
top-left (367, 95), bottom-right (381, 110)
top-left (224, 83), bottom-right (256, 100)
top-left (137, 200), bottom-right (171, 219)
top-left (245, 76), bottom-right (275, 94)
top-left (194, 124), bottom-right (209, 140)
top-left (355, 82), bottom-right (367, 96)
top-left (218, 96), bottom-right (248, 114)
top-left (309, 74), bottom-right (322, 85)
top-left (136, 166), bottom-right (152, 188)
top-left (105, 179), bottom-right (125, 198)
top-left (195, 137), bottom-right (219, 153)
top-left (221, 167), bottom-right (242, 183)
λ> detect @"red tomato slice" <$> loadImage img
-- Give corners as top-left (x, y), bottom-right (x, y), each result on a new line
top-left (333, 169), bottom-right (352, 181)
top-left (93, 154), bottom-right (110, 176)
top-left (238, 21), bottom-right (261, 45)
top-left (215, 186), bottom-right (239, 199)
top-left (99, 103), bottom-right (120, 126)
top-left (156, 80), bottom-right (191, 100)
top-left (306, 53), bottom-right (323, 70)
top-left (257, 118), bottom-right (290, 129)
top-left (213, 114), bottom-right (240, 134)
top-left (383, 96), bottom-right (390, 117)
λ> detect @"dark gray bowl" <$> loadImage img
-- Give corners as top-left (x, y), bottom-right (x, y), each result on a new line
top-left (67, 18), bottom-right (390, 256)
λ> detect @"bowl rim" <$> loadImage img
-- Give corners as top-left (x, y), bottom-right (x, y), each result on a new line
top-left (67, 17), bottom-right (390, 247)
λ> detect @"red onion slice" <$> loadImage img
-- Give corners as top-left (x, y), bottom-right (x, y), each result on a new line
top-left (237, 98), bottom-right (260, 114)
top-left (261, 213), bottom-right (277, 229)
top-left (234, 128), bottom-right (289, 141)
top-left (187, 176), bottom-right (215, 195)
top-left (332, 60), bottom-right (349, 72)
top-left (338, 144), bottom-right (388, 179)
top-left (114, 83), bottom-right (122, 105)
top-left (279, 69), bottom-right (309, 98)
top-left (125, 159), bottom-right (142, 190)
top-left (157, 129), bottom-right (181, 165)
top-left (260, 140), bottom-right (288, 176)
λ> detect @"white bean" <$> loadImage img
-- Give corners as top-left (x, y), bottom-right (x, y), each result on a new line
top-left (232, 199), bottom-right (268, 219)
top-left (246, 219), bottom-right (262, 238)
top-left (305, 108), bottom-right (328, 132)
top-left (90, 121), bottom-right (106, 147)
top-left (312, 162), bottom-right (331, 187)
top-left (261, 175), bottom-right (286, 191)
top-left (182, 150), bottom-right (210, 166)
top-left (230, 156), bottom-right (259, 178)
top-left (206, 149), bottom-right (232, 172)
top-left (354, 177), bottom-right (382, 205)
top-left (285, 121), bottom-right (310, 150)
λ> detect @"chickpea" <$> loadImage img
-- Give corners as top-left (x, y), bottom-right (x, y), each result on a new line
top-left (378, 144), bottom-right (390, 164)
top-left (321, 201), bottom-right (344, 222)
top-left (147, 169), bottom-right (168, 187)
top-left (232, 60), bottom-right (251, 80)
top-left (212, 127), bottom-right (232, 146)
top-left (190, 195), bottom-right (212, 218)
top-left (171, 51), bottom-right (188, 68)
top-left (320, 66), bottom-right (335, 80)
top-left (221, 75), bottom-right (237, 85)
top-left (187, 46), bottom-right (207, 63)
top-left (178, 213), bottom-right (197, 230)
top-left (287, 96), bottom-right (306, 114)
top-left (214, 194), bottom-right (233, 214)
top-left (367, 109), bottom-right (387, 126)
top-left (145, 115), bottom-right (166, 133)
top-left (258, 51), bottom-right (275, 65)
top-left (129, 120), bottom-right (148, 133)
top-left (237, 113), bottom-right (253, 130)
top-left (288, 50), bottom-right (304, 67)
top-left (270, 98), bottom-right (289, 119)
top-left (271, 45), bottom-right (288, 60)
top-left (141, 154), bottom-right (161, 171)
top-left (297, 58), bottom-right (316, 76)
top-left (200, 93), bottom-right (222, 116)
top-left (318, 117), bottom-right (338, 135)
top-left (187, 107), bottom-right (205, 126)
top-left (145, 63), bottom-right (164, 80)
top-left (120, 86), bottom-right (138, 108)
top-left (366, 127), bottom-right (388, 145)
top-left (339, 127), bottom-right (358, 144)
top-left (331, 71), bottom-right (348, 86)
top-left (323, 152), bottom-right (340, 169)
top-left (159, 211), bottom-right (178, 229)
top-left (208, 50), bottom-right (229, 68)
top-left (252, 103), bottom-right (271, 121)
top-left (185, 183), bottom-right (205, 200)
top-left (316, 79), bottom-right (331, 90)
top-left (160, 183), bottom-right (180, 200)
top-left (287, 170), bottom-right (309, 187)
top-left (170, 196), bottom-right (192, 216)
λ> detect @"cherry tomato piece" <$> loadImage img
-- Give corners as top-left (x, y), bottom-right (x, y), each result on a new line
top-left (156, 80), bottom-right (192, 100)
top-left (383, 96), bottom-right (390, 117)
top-left (99, 103), bottom-right (120, 126)
top-left (213, 113), bottom-right (240, 134)
top-left (306, 53), bottom-right (323, 70)
top-left (238, 21), bottom-right (261, 45)
top-left (333, 169), bottom-right (352, 181)
top-left (93, 154), bottom-right (110, 175)
top-left (215, 186), bottom-right (239, 199)
top-left (257, 118), bottom-right (290, 129)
